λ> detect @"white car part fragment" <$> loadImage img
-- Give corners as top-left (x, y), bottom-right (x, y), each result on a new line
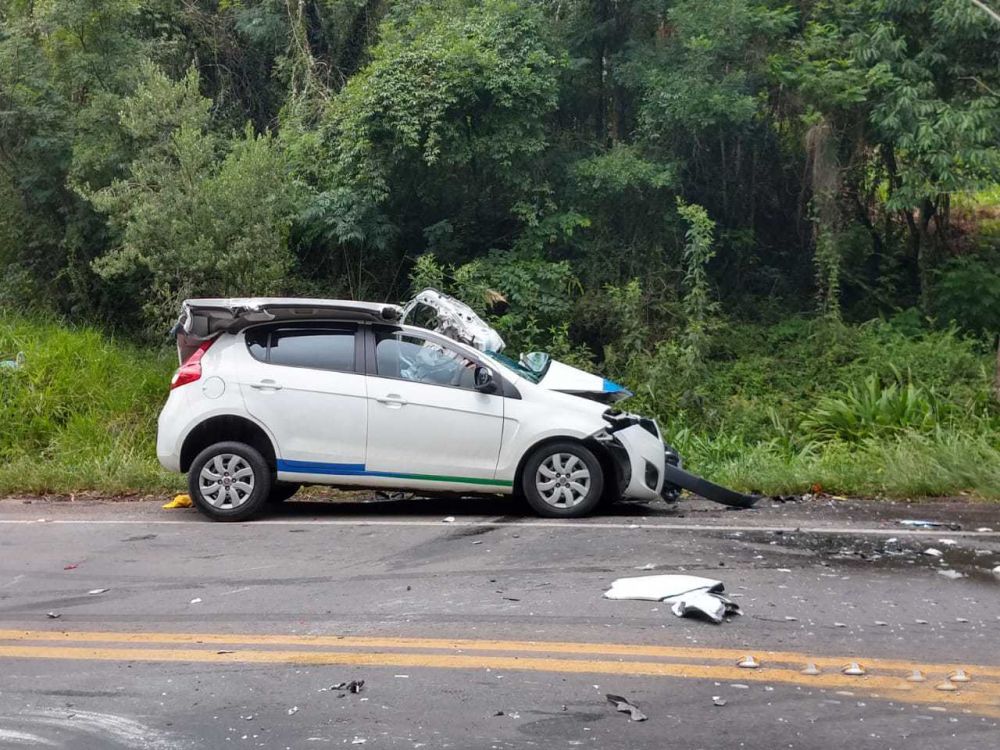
top-left (604, 574), bottom-right (741, 624)
top-left (401, 288), bottom-right (505, 353)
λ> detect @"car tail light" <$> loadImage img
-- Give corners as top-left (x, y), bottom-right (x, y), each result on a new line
top-left (170, 338), bottom-right (215, 390)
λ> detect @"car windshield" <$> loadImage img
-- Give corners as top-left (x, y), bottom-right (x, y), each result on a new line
top-left (484, 350), bottom-right (543, 384)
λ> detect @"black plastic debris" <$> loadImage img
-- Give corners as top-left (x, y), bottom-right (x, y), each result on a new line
top-left (606, 694), bottom-right (647, 722)
top-left (323, 680), bottom-right (365, 694)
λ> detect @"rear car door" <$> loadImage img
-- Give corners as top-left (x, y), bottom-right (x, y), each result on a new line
top-left (239, 322), bottom-right (368, 472)
top-left (363, 328), bottom-right (507, 488)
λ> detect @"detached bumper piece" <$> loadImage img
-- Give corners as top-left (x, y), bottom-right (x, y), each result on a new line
top-left (600, 411), bottom-right (758, 508)
top-left (661, 463), bottom-right (760, 509)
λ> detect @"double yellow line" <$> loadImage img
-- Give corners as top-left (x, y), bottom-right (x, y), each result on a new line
top-left (2, 629), bottom-right (999, 717)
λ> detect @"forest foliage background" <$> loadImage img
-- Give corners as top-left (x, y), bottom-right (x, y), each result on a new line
top-left (1, 0), bottom-right (999, 497)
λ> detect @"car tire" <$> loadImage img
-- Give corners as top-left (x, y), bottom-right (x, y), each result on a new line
top-left (268, 481), bottom-right (301, 504)
top-left (188, 441), bottom-right (272, 522)
top-left (520, 441), bottom-right (604, 518)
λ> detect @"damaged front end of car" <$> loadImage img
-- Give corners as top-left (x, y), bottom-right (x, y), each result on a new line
top-left (404, 288), bottom-right (759, 509)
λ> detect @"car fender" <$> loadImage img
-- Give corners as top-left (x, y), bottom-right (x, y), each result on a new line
top-left (167, 404), bottom-right (281, 470)
top-left (494, 393), bottom-right (608, 482)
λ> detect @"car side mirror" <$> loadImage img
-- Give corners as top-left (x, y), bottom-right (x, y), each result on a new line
top-left (474, 365), bottom-right (496, 393)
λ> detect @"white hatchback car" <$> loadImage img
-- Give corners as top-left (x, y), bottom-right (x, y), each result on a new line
top-left (157, 291), bottom-right (742, 521)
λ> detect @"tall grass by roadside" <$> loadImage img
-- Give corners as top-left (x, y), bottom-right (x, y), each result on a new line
top-left (672, 429), bottom-right (1000, 499)
top-left (0, 313), bottom-right (180, 494)
top-left (629, 318), bottom-right (1000, 499)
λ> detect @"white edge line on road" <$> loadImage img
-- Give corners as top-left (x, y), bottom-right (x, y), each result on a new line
top-left (0, 518), bottom-right (996, 538)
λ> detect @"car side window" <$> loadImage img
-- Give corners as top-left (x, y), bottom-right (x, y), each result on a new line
top-left (246, 325), bottom-right (357, 373)
top-left (375, 332), bottom-right (477, 389)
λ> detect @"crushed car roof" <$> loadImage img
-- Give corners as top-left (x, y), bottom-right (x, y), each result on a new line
top-left (176, 297), bottom-right (403, 337)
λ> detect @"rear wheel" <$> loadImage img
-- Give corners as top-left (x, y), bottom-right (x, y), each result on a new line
top-left (521, 441), bottom-right (604, 518)
top-left (188, 441), bottom-right (271, 522)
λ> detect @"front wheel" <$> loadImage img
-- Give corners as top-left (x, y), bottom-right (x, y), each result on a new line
top-left (520, 441), bottom-right (604, 518)
top-left (188, 441), bottom-right (272, 522)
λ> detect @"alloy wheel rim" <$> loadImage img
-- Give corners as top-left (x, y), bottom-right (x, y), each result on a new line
top-left (199, 453), bottom-right (255, 509)
top-left (536, 452), bottom-right (591, 508)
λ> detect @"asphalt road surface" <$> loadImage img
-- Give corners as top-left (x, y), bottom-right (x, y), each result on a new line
top-left (1, 493), bottom-right (999, 749)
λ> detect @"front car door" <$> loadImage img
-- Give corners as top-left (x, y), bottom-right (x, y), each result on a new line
top-left (363, 327), bottom-right (509, 491)
top-left (239, 322), bottom-right (368, 477)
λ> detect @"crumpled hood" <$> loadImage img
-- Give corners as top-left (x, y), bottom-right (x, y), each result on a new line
top-left (537, 360), bottom-right (633, 404)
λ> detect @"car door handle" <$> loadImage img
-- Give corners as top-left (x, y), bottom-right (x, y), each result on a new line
top-left (376, 394), bottom-right (407, 407)
top-left (250, 379), bottom-right (283, 391)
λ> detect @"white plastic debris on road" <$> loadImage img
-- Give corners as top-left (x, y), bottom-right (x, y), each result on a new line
top-left (604, 574), bottom-right (741, 624)
top-left (604, 574), bottom-right (721, 601)
top-left (937, 569), bottom-right (965, 580)
top-left (606, 694), bottom-right (647, 722)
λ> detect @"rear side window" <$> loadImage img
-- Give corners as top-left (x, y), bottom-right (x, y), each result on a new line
top-left (246, 325), bottom-right (357, 373)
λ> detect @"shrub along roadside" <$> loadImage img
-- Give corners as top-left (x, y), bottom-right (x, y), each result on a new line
top-left (0, 312), bottom-right (997, 499)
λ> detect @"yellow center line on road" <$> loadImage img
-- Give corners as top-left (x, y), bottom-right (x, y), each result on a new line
top-left (1, 643), bottom-right (999, 717)
top-left (1, 629), bottom-right (999, 717)
top-left (2, 629), bottom-right (999, 681)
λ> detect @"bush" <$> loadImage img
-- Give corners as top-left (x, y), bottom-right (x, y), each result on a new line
top-left (84, 64), bottom-right (298, 331)
top-left (799, 374), bottom-right (939, 443)
top-left (934, 255), bottom-right (1000, 341)
top-left (617, 316), bottom-right (994, 442)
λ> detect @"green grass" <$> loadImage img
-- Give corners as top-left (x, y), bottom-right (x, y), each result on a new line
top-left (681, 430), bottom-right (1000, 499)
top-left (1, 311), bottom-right (998, 499)
top-left (0, 312), bottom-right (181, 494)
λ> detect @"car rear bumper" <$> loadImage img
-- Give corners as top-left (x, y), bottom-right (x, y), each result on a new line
top-left (156, 388), bottom-right (193, 473)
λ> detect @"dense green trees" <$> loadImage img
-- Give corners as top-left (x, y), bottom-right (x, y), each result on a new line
top-left (2, 0), bottom-right (998, 350)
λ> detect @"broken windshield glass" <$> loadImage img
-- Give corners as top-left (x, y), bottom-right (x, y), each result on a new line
top-left (483, 351), bottom-right (542, 384)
